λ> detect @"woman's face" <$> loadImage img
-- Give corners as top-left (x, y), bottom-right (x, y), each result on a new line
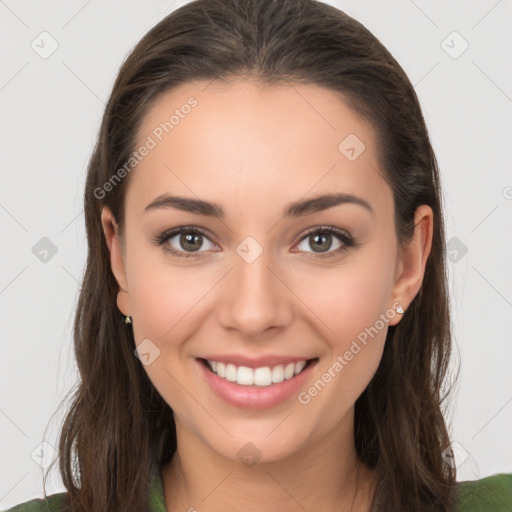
top-left (102, 79), bottom-right (431, 464)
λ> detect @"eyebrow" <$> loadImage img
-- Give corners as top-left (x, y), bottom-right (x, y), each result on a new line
top-left (144, 192), bottom-right (374, 218)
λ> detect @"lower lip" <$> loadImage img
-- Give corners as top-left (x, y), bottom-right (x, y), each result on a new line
top-left (197, 358), bottom-right (318, 410)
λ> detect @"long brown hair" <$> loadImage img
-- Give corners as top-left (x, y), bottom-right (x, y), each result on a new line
top-left (45, 0), bottom-right (457, 510)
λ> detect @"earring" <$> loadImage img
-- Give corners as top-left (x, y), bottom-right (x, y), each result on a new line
top-left (395, 305), bottom-right (404, 314)
top-left (124, 315), bottom-right (132, 324)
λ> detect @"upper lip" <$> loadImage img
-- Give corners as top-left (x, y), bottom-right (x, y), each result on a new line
top-left (199, 355), bottom-right (316, 369)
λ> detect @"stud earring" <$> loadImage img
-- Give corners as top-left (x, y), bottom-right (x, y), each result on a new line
top-left (395, 305), bottom-right (404, 314)
top-left (124, 315), bottom-right (132, 324)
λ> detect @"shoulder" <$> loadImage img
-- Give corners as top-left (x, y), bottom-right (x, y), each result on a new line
top-left (2, 492), bottom-right (67, 512)
top-left (4, 466), bottom-right (164, 512)
top-left (455, 473), bottom-right (512, 512)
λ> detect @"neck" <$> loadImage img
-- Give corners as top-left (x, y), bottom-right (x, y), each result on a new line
top-left (161, 411), bottom-right (376, 512)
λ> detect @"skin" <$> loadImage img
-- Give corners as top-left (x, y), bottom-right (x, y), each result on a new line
top-left (101, 79), bottom-right (433, 512)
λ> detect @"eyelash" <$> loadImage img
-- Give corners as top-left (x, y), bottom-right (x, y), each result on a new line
top-left (153, 225), bottom-right (356, 260)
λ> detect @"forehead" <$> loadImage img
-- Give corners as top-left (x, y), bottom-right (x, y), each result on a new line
top-left (126, 79), bottom-right (391, 219)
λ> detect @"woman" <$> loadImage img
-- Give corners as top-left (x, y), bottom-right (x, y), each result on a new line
top-left (6, 0), bottom-right (510, 511)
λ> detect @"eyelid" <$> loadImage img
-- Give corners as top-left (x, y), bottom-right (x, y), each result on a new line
top-left (296, 225), bottom-right (353, 244)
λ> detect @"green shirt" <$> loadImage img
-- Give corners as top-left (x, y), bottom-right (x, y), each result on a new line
top-left (3, 470), bottom-right (511, 511)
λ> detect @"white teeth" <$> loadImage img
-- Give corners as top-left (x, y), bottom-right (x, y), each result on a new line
top-left (216, 362), bottom-right (225, 378)
top-left (271, 365), bottom-right (284, 383)
top-left (206, 359), bottom-right (309, 387)
top-left (295, 361), bottom-right (307, 374)
top-left (225, 364), bottom-right (237, 382)
top-left (237, 366), bottom-right (254, 385)
top-left (254, 367), bottom-right (272, 386)
top-left (284, 363), bottom-right (295, 380)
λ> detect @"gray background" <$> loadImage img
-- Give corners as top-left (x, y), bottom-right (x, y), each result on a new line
top-left (1, 0), bottom-right (511, 508)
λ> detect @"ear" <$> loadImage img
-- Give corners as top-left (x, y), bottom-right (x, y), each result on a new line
top-left (100, 206), bottom-right (132, 317)
top-left (388, 205), bottom-right (433, 326)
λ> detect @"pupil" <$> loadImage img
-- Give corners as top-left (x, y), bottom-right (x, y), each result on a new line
top-left (311, 233), bottom-right (332, 252)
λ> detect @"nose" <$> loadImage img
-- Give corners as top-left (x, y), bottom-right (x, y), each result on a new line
top-left (216, 247), bottom-right (293, 339)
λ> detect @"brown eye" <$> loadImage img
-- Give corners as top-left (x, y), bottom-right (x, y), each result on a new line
top-left (178, 232), bottom-right (204, 252)
top-left (306, 232), bottom-right (333, 253)
top-left (155, 227), bottom-right (217, 258)
top-left (295, 227), bottom-right (354, 258)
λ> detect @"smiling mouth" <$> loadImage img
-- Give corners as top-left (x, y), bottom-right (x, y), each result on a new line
top-left (199, 357), bottom-right (318, 387)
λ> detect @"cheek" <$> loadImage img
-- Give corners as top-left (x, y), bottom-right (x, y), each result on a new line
top-left (126, 259), bottom-right (213, 419)
top-left (129, 264), bottom-right (212, 342)
top-left (289, 252), bottom-right (395, 404)
top-left (293, 283), bottom-right (390, 426)
top-left (290, 254), bottom-right (396, 345)
top-left (124, 233), bottom-right (214, 337)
